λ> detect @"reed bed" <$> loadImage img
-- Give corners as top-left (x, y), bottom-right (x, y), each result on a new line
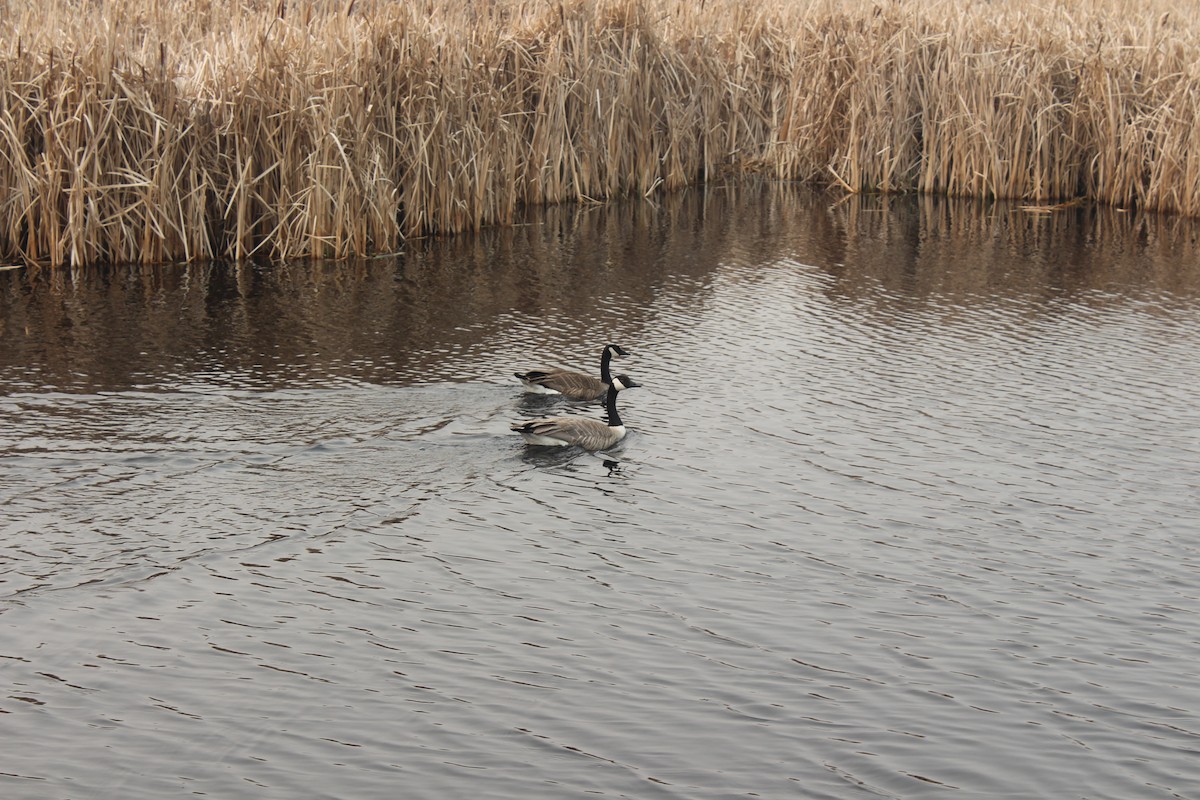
top-left (2, 0), bottom-right (1199, 268)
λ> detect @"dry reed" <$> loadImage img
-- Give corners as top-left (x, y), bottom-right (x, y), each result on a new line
top-left (2, 0), bottom-right (1200, 268)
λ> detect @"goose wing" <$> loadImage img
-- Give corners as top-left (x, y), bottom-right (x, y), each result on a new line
top-left (511, 416), bottom-right (624, 450)
top-left (515, 369), bottom-right (606, 400)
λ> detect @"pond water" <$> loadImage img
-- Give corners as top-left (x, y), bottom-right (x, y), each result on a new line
top-left (2, 186), bottom-right (1199, 799)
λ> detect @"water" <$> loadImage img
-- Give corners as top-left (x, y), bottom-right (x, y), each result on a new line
top-left (2, 187), bottom-right (1200, 799)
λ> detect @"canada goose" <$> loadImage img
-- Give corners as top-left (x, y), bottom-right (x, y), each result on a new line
top-left (514, 343), bottom-right (629, 401)
top-left (511, 375), bottom-right (640, 450)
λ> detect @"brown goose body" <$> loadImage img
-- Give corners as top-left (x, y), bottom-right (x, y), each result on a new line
top-left (514, 343), bottom-right (628, 401)
top-left (512, 376), bottom-right (639, 450)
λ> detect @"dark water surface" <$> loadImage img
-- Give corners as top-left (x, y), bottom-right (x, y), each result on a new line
top-left (3, 187), bottom-right (1200, 799)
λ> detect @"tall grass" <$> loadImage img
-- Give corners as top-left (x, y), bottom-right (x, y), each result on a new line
top-left (2, 0), bottom-right (1199, 268)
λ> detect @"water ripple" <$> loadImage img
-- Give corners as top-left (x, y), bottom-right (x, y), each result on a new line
top-left (4, 191), bottom-right (1200, 799)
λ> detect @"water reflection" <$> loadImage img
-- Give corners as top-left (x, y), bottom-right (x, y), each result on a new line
top-left (823, 193), bottom-right (1200, 305)
top-left (4, 186), bottom-right (1198, 396)
top-left (517, 446), bottom-right (628, 475)
top-left (3, 186), bottom-right (1200, 800)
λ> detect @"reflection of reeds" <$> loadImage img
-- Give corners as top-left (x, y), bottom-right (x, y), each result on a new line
top-left (5, 183), bottom-right (1199, 387)
top-left (2, 0), bottom-right (1199, 268)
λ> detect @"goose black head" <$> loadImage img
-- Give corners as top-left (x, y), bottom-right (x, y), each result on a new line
top-left (611, 374), bottom-right (640, 391)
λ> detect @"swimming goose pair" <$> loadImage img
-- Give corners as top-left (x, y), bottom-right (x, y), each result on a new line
top-left (511, 344), bottom-right (640, 450)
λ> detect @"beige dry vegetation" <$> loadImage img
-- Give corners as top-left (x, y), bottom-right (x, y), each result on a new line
top-left (1, 0), bottom-right (1198, 268)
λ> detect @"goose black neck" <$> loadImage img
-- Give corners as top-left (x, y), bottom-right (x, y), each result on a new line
top-left (604, 383), bottom-right (623, 427)
top-left (600, 345), bottom-right (615, 384)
